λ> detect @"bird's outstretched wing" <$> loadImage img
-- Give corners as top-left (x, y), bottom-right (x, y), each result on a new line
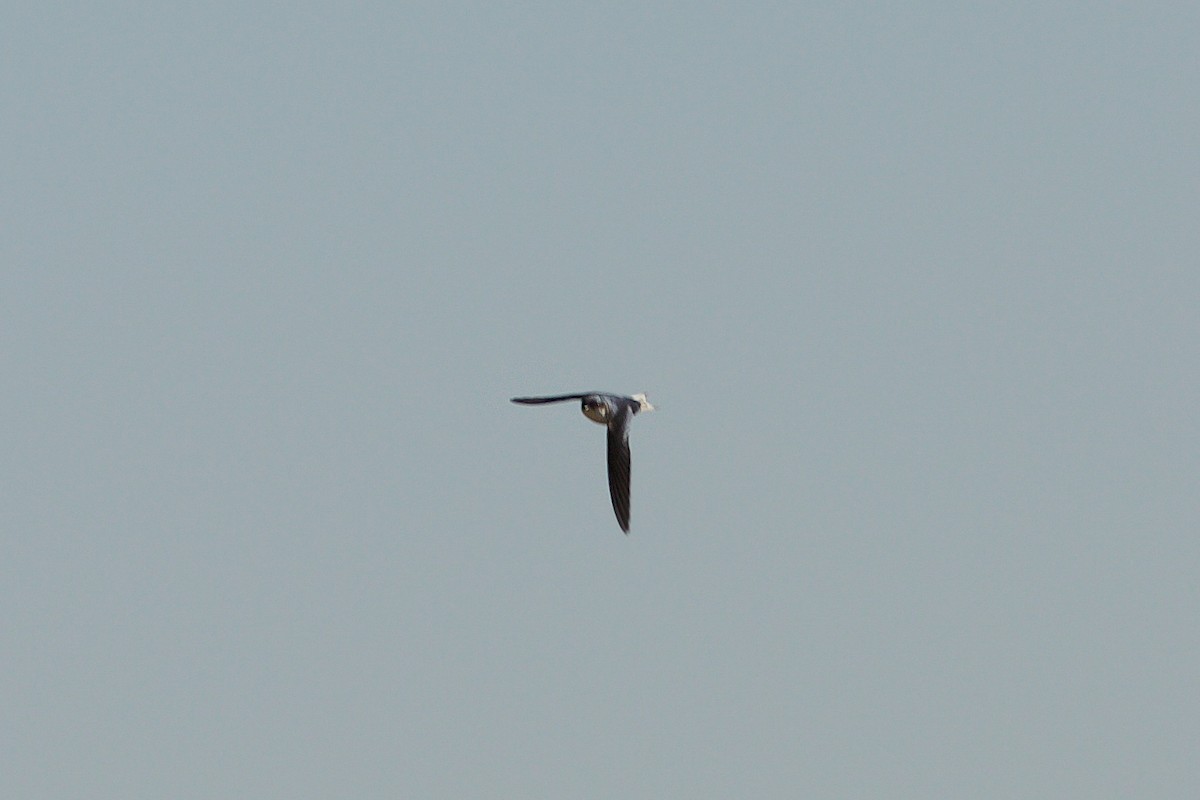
top-left (511, 394), bottom-right (589, 405)
top-left (606, 405), bottom-right (633, 533)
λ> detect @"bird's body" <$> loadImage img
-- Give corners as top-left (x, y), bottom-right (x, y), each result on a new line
top-left (511, 392), bottom-right (654, 533)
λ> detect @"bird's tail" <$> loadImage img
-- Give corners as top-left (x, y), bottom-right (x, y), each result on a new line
top-left (632, 393), bottom-right (654, 412)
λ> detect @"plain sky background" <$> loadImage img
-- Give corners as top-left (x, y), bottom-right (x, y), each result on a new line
top-left (3, 3), bottom-right (1197, 797)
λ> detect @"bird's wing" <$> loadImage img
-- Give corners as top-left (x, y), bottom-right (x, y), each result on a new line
top-left (511, 394), bottom-right (589, 405)
top-left (606, 405), bottom-right (633, 533)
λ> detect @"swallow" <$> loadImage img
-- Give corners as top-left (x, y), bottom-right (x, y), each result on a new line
top-left (511, 392), bottom-right (654, 533)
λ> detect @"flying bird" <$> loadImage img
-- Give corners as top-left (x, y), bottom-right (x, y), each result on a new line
top-left (511, 392), bottom-right (654, 533)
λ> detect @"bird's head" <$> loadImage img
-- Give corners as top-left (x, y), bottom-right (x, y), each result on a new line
top-left (581, 396), bottom-right (609, 424)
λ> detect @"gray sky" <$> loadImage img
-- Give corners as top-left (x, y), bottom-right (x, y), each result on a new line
top-left (3, 3), bottom-right (1197, 797)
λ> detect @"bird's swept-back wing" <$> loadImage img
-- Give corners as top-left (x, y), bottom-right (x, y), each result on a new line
top-left (511, 394), bottom-right (589, 405)
top-left (606, 405), bottom-right (633, 533)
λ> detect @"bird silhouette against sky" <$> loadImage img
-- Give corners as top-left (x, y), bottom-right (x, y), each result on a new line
top-left (510, 392), bottom-right (654, 533)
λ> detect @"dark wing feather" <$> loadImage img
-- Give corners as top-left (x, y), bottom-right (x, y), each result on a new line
top-left (511, 394), bottom-right (589, 405)
top-left (606, 405), bottom-right (633, 533)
